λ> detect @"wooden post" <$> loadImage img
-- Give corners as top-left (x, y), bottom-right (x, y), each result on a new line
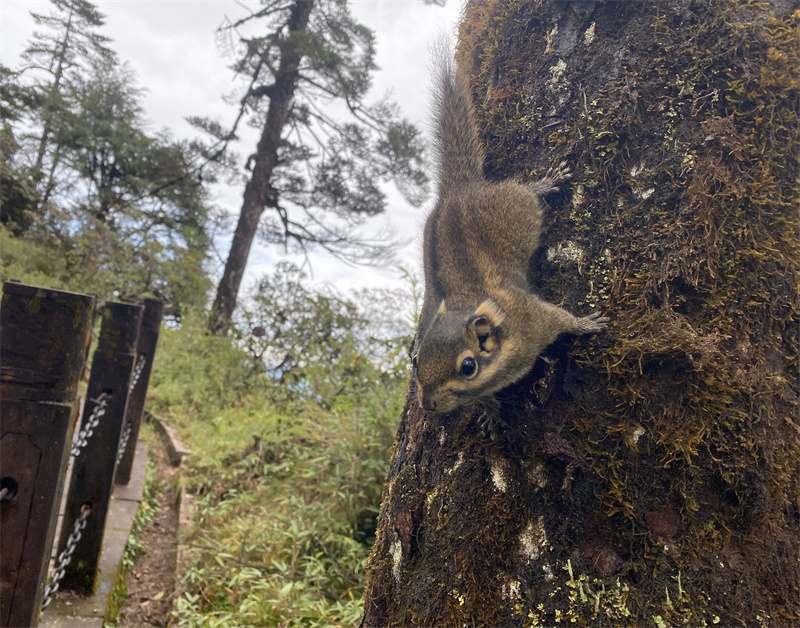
top-left (0, 282), bottom-right (95, 628)
top-left (115, 298), bottom-right (163, 485)
top-left (55, 301), bottom-right (142, 595)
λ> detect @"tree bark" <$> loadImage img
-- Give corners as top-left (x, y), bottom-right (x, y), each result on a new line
top-left (34, 6), bottom-right (72, 184)
top-left (362, 1), bottom-right (799, 626)
top-left (209, 0), bottom-right (314, 336)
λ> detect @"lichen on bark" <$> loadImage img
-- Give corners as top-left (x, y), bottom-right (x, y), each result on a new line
top-left (362, 1), bottom-right (799, 626)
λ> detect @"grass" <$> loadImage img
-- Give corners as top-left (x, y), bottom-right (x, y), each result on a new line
top-left (146, 317), bottom-right (406, 627)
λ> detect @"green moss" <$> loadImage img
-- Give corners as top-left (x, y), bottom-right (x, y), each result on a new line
top-left (103, 564), bottom-right (128, 627)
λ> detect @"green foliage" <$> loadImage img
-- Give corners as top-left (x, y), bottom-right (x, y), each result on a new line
top-left (0, 220), bottom-right (210, 317)
top-left (148, 262), bottom-right (414, 427)
top-left (2, 0), bottom-right (216, 316)
top-left (21, 0), bottom-right (115, 182)
top-left (171, 387), bottom-right (401, 627)
top-left (147, 315), bottom-right (263, 425)
top-left (139, 263), bottom-right (417, 626)
top-left (23, 0), bottom-right (113, 76)
top-left (0, 64), bottom-right (37, 123)
top-left (144, 276), bottom-right (410, 627)
top-left (0, 224), bottom-right (66, 286)
top-left (28, 57), bottom-right (214, 316)
top-left (61, 60), bottom-right (213, 239)
top-left (234, 262), bottom-right (411, 404)
top-left (0, 89), bottom-right (38, 233)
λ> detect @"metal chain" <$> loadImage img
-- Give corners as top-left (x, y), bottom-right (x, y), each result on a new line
top-left (118, 355), bottom-right (146, 463)
top-left (117, 422), bottom-right (133, 465)
top-left (129, 355), bottom-right (146, 393)
top-left (70, 394), bottom-right (109, 459)
top-left (41, 504), bottom-right (92, 610)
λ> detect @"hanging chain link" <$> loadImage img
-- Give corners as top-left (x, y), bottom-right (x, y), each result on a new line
top-left (116, 355), bottom-right (146, 464)
top-left (41, 504), bottom-right (92, 610)
top-left (117, 422), bottom-right (133, 465)
top-left (129, 355), bottom-right (146, 393)
top-left (70, 394), bottom-right (110, 459)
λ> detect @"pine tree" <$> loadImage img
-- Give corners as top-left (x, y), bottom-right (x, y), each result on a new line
top-left (21, 0), bottom-right (115, 206)
top-left (50, 58), bottom-right (215, 316)
top-left (6, 0), bottom-right (219, 316)
top-left (204, 0), bottom-right (428, 335)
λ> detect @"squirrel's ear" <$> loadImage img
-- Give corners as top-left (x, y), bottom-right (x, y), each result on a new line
top-left (469, 300), bottom-right (504, 351)
top-left (472, 300), bottom-right (504, 329)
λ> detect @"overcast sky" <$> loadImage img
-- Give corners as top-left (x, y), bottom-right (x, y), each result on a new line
top-left (0, 0), bottom-right (463, 295)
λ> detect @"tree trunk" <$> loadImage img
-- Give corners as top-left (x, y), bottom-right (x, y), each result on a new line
top-left (34, 6), bottom-right (72, 193)
top-left (208, 0), bottom-right (315, 336)
top-left (362, 1), bottom-right (799, 626)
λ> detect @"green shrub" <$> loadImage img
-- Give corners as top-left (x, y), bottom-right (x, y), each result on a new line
top-left (0, 224), bottom-right (66, 287)
top-left (145, 280), bottom-right (410, 627)
top-left (166, 357), bottom-right (403, 627)
top-left (147, 315), bottom-right (268, 430)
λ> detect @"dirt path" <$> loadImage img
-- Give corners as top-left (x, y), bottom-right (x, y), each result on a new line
top-left (117, 437), bottom-right (179, 627)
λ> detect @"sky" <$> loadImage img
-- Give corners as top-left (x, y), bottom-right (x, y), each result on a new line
top-left (0, 0), bottom-right (464, 296)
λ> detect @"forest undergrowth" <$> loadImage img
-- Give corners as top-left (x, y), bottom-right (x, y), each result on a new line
top-left (147, 322), bottom-right (406, 627)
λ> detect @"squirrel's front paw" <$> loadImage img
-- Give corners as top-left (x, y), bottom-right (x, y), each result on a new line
top-left (478, 405), bottom-right (508, 441)
top-left (575, 312), bottom-right (609, 334)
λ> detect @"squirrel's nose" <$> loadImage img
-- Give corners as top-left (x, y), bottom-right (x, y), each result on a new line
top-left (419, 391), bottom-right (437, 411)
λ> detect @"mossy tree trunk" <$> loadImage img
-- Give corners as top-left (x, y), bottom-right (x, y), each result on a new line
top-left (361, 1), bottom-right (799, 626)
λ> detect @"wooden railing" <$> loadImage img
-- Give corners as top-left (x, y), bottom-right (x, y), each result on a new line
top-left (0, 282), bottom-right (163, 628)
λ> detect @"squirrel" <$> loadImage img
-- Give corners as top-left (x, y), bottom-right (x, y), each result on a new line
top-left (411, 49), bottom-right (608, 432)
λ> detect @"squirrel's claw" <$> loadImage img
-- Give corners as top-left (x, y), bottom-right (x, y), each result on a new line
top-left (478, 402), bottom-right (507, 441)
top-left (531, 161), bottom-right (572, 196)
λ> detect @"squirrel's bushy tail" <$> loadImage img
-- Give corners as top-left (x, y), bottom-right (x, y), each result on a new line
top-left (432, 39), bottom-right (484, 188)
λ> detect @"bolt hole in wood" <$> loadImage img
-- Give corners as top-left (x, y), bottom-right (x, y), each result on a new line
top-left (0, 477), bottom-right (18, 502)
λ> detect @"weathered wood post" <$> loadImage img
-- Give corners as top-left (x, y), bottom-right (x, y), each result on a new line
top-left (55, 301), bottom-right (142, 594)
top-left (0, 282), bottom-right (95, 628)
top-left (115, 298), bottom-right (163, 485)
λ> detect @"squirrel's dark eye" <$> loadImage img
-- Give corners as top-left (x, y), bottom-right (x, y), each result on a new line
top-left (460, 356), bottom-right (477, 377)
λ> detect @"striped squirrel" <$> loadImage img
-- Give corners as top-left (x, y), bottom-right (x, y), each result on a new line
top-left (412, 50), bottom-right (607, 431)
